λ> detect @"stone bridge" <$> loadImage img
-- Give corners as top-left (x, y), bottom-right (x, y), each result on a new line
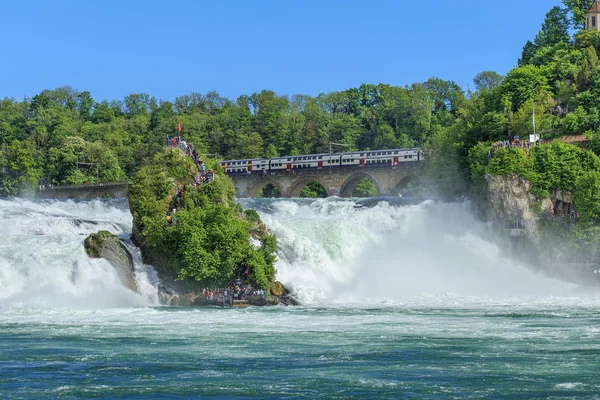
top-left (35, 182), bottom-right (129, 200)
top-left (230, 164), bottom-right (421, 198)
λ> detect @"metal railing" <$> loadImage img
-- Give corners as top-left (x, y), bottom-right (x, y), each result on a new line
top-left (37, 181), bottom-right (129, 191)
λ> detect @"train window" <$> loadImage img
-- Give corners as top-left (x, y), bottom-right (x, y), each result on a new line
top-left (394, 151), bottom-right (399, 155)
top-left (409, 155), bottom-right (413, 159)
top-left (351, 159), bottom-right (354, 162)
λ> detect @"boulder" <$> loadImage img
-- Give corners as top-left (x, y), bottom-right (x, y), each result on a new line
top-left (270, 281), bottom-right (286, 296)
top-left (84, 230), bottom-right (137, 292)
top-left (269, 281), bottom-right (300, 305)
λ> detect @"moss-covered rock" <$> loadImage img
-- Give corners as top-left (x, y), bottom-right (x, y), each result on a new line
top-left (84, 230), bottom-right (137, 292)
top-left (270, 281), bottom-right (285, 296)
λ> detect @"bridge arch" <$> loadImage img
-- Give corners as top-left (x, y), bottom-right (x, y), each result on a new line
top-left (390, 175), bottom-right (415, 197)
top-left (287, 177), bottom-right (330, 198)
top-left (339, 172), bottom-right (381, 198)
top-left (246, 178), bottom-right (285, 198)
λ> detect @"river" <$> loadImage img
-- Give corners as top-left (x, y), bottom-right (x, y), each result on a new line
top-left (1, 197), bottom-right (599, 399)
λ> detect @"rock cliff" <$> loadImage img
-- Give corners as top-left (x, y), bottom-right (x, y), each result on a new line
top-left (485, 173), bottom-right (576, 242)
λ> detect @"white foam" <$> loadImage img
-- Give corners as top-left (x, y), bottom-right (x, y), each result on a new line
top-left (0, 198), bottom-right (158, 308)
top-left (246, 198), bottom-right (585, 304)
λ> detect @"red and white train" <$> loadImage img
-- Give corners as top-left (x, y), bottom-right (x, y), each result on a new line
top-left (220, 148), bottom-right (422, 174)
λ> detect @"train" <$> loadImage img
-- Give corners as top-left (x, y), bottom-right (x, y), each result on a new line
top-left (220, 148), bottom-right (422, 175)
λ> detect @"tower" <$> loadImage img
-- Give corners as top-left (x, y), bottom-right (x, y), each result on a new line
top-left (586, 0), bottom-right (600, 31)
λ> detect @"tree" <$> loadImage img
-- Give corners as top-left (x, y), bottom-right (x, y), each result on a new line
top-left (535, 7), bottom-right (571, 49)
top-left (353, 178), bottom-right (378, 197)
top-left (519, 7), bottom-right (571, 66)
top-left (501, 65), bottom-right (551, 111)
top-left (576, 45), bottom-right (599, 90)
top-left (300, 182), bottom-right (327, 198)
top-left (519, 41), bottom-right (538, 66)
top-left (562, 0), bottom-right (593, 30)
top-left (77, 91), bottom-right (94, 121)
top-left (0, 140), bottom-right (41, 196)
top-left (47, 136), bottom-right (125, 184)
top-left (473, 71), bottom-right (504, 91)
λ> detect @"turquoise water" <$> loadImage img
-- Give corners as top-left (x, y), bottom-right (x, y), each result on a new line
top-left (1, 198), bottom-right (600, 399)
top-left (1, 301), bottom-right (600, 399)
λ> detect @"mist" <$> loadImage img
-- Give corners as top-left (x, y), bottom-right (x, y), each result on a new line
top-left (249, 198), bottom-right (579, 304)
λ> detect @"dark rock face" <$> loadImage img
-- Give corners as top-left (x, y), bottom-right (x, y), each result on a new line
top-left (279, 296), bottom-right (300, 306)
top-left (84, 231), bottom-right (137, 292)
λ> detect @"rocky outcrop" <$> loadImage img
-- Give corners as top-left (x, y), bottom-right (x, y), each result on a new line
top-left (84, 231), bottom-right (137, 292)
top-left (270, 281), bottom-right (286, 296)
top-left (485, 174), bottom-right (576, 242)
top-left (270, 281), bottom-right (300, 305)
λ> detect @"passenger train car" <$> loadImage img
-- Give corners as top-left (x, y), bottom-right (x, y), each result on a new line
top-left (220, 148), bottom-right (422, 175)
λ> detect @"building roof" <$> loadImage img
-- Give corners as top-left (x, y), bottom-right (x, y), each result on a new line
top-left (560, 135), bottom-right (588, 143)
top-left (588, 0), bottom-right (600, 13)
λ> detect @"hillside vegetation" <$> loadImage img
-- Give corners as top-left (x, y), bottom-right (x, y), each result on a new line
top-left (1, 2), bottom-right (600, 206)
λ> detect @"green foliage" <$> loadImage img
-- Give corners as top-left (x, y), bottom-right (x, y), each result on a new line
top-left (467, 142), bottom-right (492, 185)
top-left (353, 178), bottom-right (378, 197)
top-left (46, 136), bottom-right (125, 184)
top-left (501, 65), bottom-right (551, 111)
top-left (535, 6), bottom-right (571, 49)
top-left (487, 147), bottom-right (534, 177)
top-left (473, 71), bottom-right (504, 92)
top-left (128, 149), bottom-right (277, 289)
top-left (520, 7), bottom-right (570, 66)
top-left (0, 139), bottom-right (41, 196)
top-left (574, 170), bottom-right (600, 223)
top-left (300, 182), bottom-right (328, 198)
top-left (562, 0), bottom-right (593, 30)
top-left (257, 183), bottom-right (282, 198)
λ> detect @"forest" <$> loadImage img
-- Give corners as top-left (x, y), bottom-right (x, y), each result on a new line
top-left (2, 1), bottom-right (600, 200)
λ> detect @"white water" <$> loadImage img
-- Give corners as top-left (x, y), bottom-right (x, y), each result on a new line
top-left (244, 198), bottom-right (582, 304)
top-left (0, 197), bottom-right (589, 309)
top-left (0, 198), bottom-right (160, 308)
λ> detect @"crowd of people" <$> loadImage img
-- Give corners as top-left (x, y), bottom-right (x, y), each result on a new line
top-left (201, 286), bottom-right (265, 302)
top-left (493, 137), bottom-right (542, 151)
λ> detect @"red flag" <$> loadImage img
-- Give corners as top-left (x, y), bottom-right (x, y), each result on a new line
top-left (177, 121), bottom-right (181, 133)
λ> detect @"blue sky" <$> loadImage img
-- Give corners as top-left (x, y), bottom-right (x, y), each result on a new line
top-left (1, 0), bottom-right (563, 102)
